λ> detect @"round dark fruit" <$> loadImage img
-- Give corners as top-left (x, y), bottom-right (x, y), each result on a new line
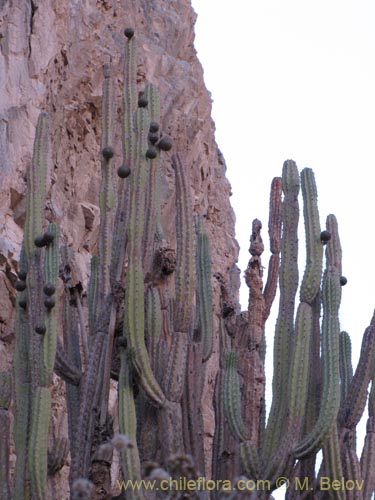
top-left (43, 283), bottom-right (56, 296)
top-left (15, 280), bottom-right (27, 292)
top-left (320, 230), bottom-right (331, 244)
top-left (149, 121), bottom-right (159, 133)
top-left (157, 136), bottom-right (172, 151)
top-left (102, 147), bottom-right (114, 160)
top-left (34, 234), bottom-right (46, 247)
top-left (44, 297), bottom-right (56, 310)
top-left (35, 324), bottom-right (46, 335)
top-left (138, 96), bottom-right (148, 108)
top-left (146, 147), bottom-right (157, 159)
top-left (19, 299), bottom-right (27, 309)
top-left (124, 27), bottom-right (135, 39)
top-left (18, 270), bottom-right (27, 281)
top-left (118, 336), bottom-right (127, 348)
top-left (117, 165), bottom-right (131, 178)
top-left (340, 276), bottom-right (347, 286)
top-left (43, 232), bottom-right (55, 245)
top-left (148, 132), bottom-right (159, 144)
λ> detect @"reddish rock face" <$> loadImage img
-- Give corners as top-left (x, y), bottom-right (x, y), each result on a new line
top-left (0, 0), bottom-right (239, 491)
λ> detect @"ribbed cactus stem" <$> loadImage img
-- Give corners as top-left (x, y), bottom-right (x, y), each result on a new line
top-left (88, 255), bottom-right (99, 337)
top-left (173, 153), bottom-right (196, 332)
top-left (143, 83), bottom-right (162, 275)
top-left (338, 319), bottom-right (375, 430)
top-left (118, 350), bottom-right (142, 486)
top-left (326, 214), bottom-right (342, 275)
top-left (28, 387), bottom-right (51, 500)
top-left (288, 302), bottom-right (313, 436)
top-left (339, 331), bottom-right (353, 405)
top-left (124, 263), bottom-right (165, 407)
top-left (299, 168), bottom-right (323, 304)
top-left (224, 351), bottom-right (248, 442)
top-left (264, 159), bottom-right (299, 458)
top-left (196, 217), bottom-right (213, 361)
top-left (99, 63), bottom-right (116, 299)
top-left (41, 223), bottom-right (59, 386)
top-left (162, 332), bottom-right (188, 402)
top-left (293, 267), bottom-right (341, 459)
top-left (110, 31), bottom-right (138, 284)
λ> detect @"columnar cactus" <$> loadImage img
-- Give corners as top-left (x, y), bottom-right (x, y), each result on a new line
top-left (6, 24), bottom-right (375, 500)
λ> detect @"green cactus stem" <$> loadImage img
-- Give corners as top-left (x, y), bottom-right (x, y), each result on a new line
top-left (196, 216), bottom-right (214, 361)
top-left (172, 153), bottom-right (196, 333)
top-left (28, 387), bottom-right (51, 500)
top-left (293, 267), bottom-right (341, 459)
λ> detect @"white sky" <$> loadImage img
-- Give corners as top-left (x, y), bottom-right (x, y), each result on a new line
top-left (192, 0), bottom-right (375, 496)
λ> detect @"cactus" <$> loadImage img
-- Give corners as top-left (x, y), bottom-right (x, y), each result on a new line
top-left (8, 24), bottom-right (375, 500)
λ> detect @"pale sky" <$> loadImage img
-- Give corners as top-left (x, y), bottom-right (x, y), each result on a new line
top-left (192, 0), bottom-right (375, 496)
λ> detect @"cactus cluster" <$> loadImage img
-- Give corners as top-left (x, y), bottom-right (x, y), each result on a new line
top-left (2, 25), bottom-right (375, 500)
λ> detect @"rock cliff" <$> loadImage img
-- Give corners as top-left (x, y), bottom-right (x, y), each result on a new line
top-left (0, 0), bottom-right (239, 494)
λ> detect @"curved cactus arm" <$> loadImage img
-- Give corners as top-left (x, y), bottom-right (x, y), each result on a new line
top-left (172, 153), bottom-right (196, 333)
top-left (70, 331), bottom-right (106, 482)
top-left (196, 216), bottom-right (214, 361)
top-left (240, 440), bottom-right (262, 480)
top-left (264, 160), bottom-right (300, 459)
top-left (264, 177), bottom-right (282, 320)
top-left (223, 351), bottom-right (248, 442)
top-left (299, 168), bottom-right (323, 305)
top-left (54, 339), bottom-right (82, 386)
top-left (24, 112), bottom-right (49, 257)
top-left (125, 263), bottom-right (165, 407)
top-left (28, 387), bottom-right (51, 500)
top-left (338, 319), bottom-right (375, 430)
top-left (339, 331), bottom-right (353, 406)
top-left (118, 349), bottom-right (143, 496)
top-left (293, 267), bottom-right (341, 459)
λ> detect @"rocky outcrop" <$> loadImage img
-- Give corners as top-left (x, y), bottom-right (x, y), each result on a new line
top-left (0, 0), bottom-right (239, 492)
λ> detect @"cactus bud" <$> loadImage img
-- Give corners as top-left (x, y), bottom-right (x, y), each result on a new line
top-left (117, 165), bottom-right (131, 178)
top-left (138, 96), bottom-right (148, 108)
top-left (340, 276), bottom-right (347, 286)
top-left (158, 135), bottom-right (173, 151)
top-left (146, 146), bottom-right (157, 159)
top-left (35, 324), bottom-right (47, 335)
top-left (15, 280), bottom-right (27, 292)
top-left (18, 270), bottom-right (27, 281)
top-left (102, 146), bottom-right (114, 160)
top-left (124, 27), bottom-right (135, 39)
top-left (149, 121), bottom-right (159, 133)
top-left (43, 283), bottom-right (56, 296)
top-left (320, 230), bottom-right (331, 244)
top-left (43, 231), bottom-right (55, 245)
top-left (44, 297), bottom-right (56, 310)
top-left (148, 132), bottom-right (159, 144)
top-left (34, 234), bottom-right (46, 247)
top-left (19, 299), bottom-right (27, 309)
